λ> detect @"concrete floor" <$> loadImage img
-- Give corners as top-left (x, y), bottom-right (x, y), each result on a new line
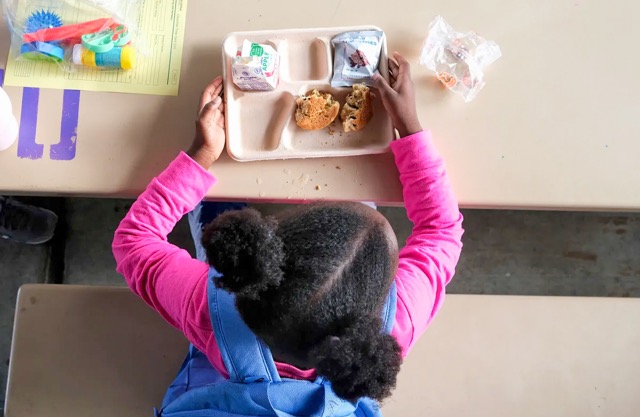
top-left (1, 198), bottom-right (639, 411)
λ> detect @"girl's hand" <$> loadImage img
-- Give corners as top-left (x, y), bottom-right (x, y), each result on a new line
top-left (373, 52), bottom-right (423, 138)
top-left (188, 77), bottom-right (226, 169)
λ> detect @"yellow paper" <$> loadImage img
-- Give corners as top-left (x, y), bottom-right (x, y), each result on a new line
top-left (4, 0), bottom-right (188, 96)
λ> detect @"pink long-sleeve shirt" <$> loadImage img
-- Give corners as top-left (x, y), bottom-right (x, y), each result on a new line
top-left (113, 130), bottom-right (463, 380)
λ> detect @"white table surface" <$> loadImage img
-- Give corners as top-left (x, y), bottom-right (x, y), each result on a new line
top-left (1, 0), bottom-right (638, 209)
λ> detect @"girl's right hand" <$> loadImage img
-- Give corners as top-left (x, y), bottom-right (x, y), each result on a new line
top-left (188, 77), bottom-right (226, 169)
top-left (373, 52), bottom-right (423, 138)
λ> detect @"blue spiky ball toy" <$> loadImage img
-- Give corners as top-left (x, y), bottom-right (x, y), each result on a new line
top-left (21, 10), bottom-right (64, 62)
top-left (24, 10), bottom-right (63, 33)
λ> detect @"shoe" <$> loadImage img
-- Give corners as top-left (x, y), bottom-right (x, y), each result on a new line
top-left (0, 196), bottom-right (58, 244)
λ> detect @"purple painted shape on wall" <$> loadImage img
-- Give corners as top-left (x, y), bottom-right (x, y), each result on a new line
top-left (50, 90), bottom-right (80, 160)
top-left (17, 87), bottom-right (43, 160)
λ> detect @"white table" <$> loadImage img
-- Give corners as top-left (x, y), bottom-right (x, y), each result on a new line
top-left (1, 0), bottom-right (638, 209)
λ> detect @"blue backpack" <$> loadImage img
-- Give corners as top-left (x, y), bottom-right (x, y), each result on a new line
top-left (156, 267), bottom-right (397, 417)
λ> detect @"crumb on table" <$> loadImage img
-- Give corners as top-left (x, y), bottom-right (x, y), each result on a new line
top-left (316, 185), bottom-right (321, 191)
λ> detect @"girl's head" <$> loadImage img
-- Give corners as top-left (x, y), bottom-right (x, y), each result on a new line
top-left (202, 203), bottom-right (402, 402)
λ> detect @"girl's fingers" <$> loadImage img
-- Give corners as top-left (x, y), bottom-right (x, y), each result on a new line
top-left (199, 96), bottom-right (222, 122)
top-left (199, 77), bottom-right (223, 112)
top-left (393, 52), bottom-right (411, 76)
top-left (212, 82), bottom-right (223, 99)
top-left (390, 68), bottom-right (399, 81)
top-left (389, 71), bottom-right (397, 87)
top-left (214, 109), bottom-right (225, 127)
top-left (373, 73), bottom-right (394, 97)
top-left (389, 58), bottom-right (400, 77)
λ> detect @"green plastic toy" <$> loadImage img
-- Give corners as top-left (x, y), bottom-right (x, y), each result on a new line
top-left (81, 25), bottom-right (130, 53)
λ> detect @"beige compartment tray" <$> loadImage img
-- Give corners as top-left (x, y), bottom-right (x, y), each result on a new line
top-left (222, 26), bottom-right (393, 162)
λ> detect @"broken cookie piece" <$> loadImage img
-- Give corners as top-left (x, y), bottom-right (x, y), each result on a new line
top-left (340, 83), bottom-right (373, 132)
top-left (295, 90), bottom-right (340, 130)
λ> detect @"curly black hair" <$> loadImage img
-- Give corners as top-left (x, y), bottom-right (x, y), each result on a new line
top-left (202, 204), bottom-right (402, 403)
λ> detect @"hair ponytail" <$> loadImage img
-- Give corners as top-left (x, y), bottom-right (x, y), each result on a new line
top-left (311, 318), bottom-right (402, 402)
top-left (202, 208), bottom-right (284, 299)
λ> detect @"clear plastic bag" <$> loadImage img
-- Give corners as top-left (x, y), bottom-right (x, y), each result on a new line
top-left (419, 16), bottom-right (501, 102)
top-left (2, 0), bottom-right (143, 72)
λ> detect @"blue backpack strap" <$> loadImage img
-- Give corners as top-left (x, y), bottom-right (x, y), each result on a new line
top-left (381, 281), bottom-right (397, 335)
top-left (207, 267), bottom-right (281, 383)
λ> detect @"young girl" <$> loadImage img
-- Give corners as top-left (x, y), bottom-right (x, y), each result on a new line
top-left (113, 52), bottom-right (463, 416)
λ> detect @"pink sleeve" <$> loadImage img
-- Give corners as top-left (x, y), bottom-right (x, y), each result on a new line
top-left (111, 152), bottom-right (218, 356)
top-left (389, 131), bottom-right (464, 357)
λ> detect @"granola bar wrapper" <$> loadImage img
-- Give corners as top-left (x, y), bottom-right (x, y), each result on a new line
top-left (330, 30), bottom-right (384, 88)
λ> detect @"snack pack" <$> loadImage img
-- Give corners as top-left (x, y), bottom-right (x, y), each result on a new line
top-left (419, 16), bottom-right (501, 102)
top-left (231, 40), bottom-right (280, 91)
top-left (330, 30), bottom-right (384, 88)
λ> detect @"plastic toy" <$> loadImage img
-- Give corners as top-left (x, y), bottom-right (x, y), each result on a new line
top-left (19, 9), bottom-right (135, 70)
top-left (23, 17), bottom-right (114, 44)
top-left (20, 41), bottom-right (65, 62)
top-left (24, 10), bottom-right (63, 35)
top-left (20, 10), bottom-right (65, 62)
top-left (8, 1), bottom-right (140, 73)
top-left (81, 24), bottom-right (130, 53)
top-left (72, 44), bottom-right (135, 70)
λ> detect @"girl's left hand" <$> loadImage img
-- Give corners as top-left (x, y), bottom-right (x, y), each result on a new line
top-left (188, 77), bottom-right (226, 169)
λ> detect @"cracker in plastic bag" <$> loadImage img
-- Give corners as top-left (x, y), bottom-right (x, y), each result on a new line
top-left (419, 16), bottom-right (501, 102)
top-left (331, 30), bottom-right (384, 88)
